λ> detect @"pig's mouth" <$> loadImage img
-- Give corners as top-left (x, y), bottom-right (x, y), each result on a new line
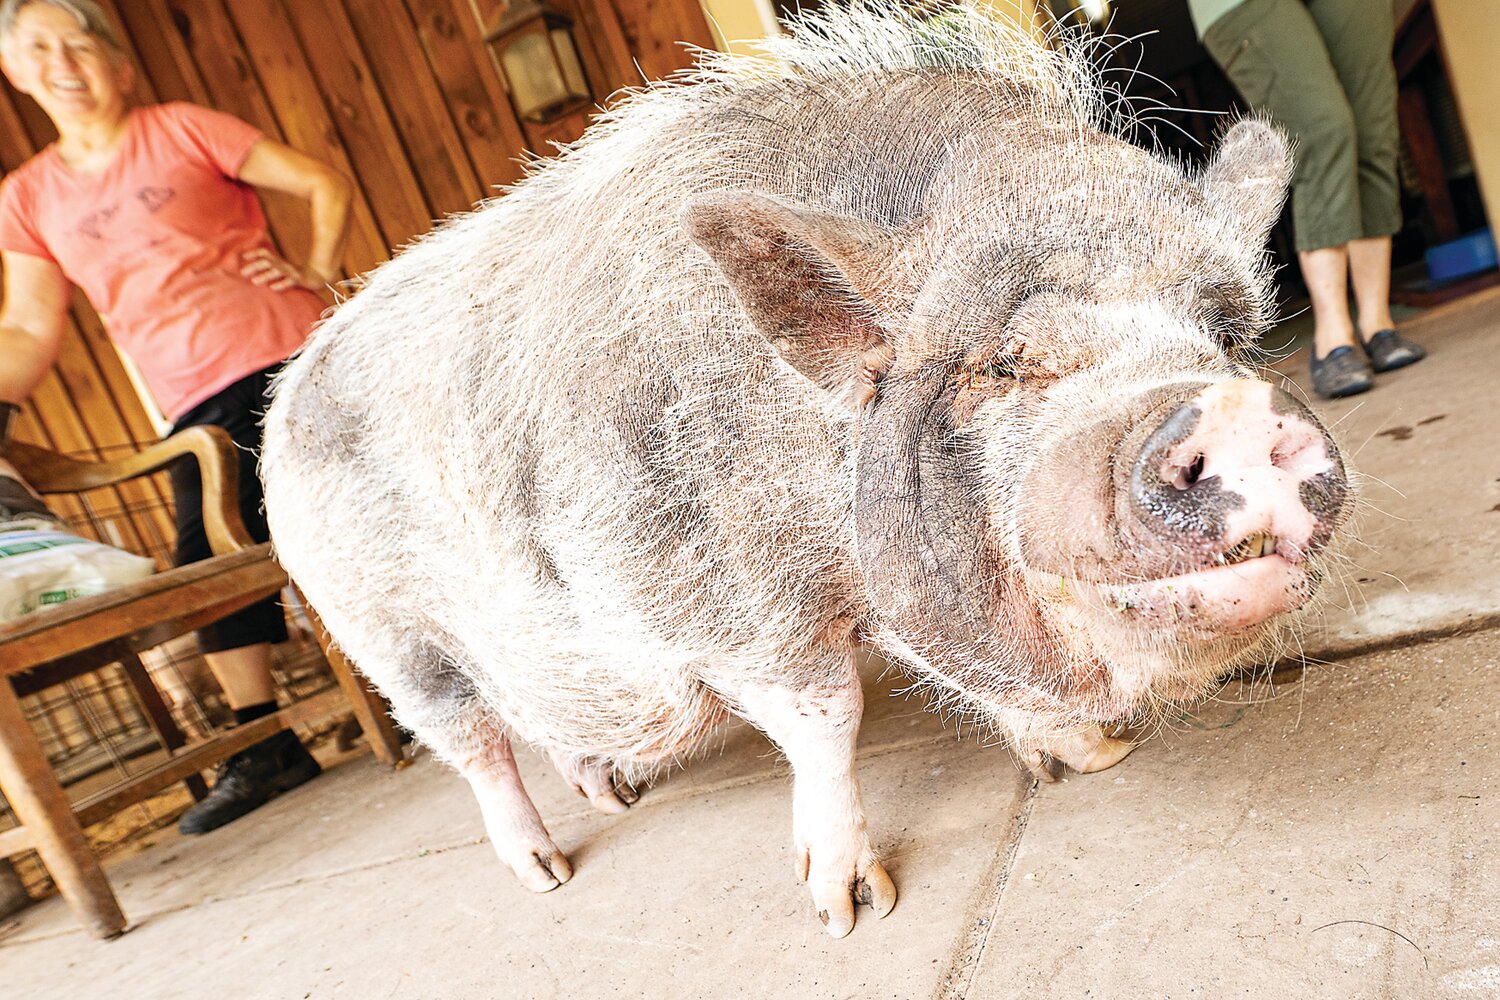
top-left (1093, 530), bottom-right (1317, 637)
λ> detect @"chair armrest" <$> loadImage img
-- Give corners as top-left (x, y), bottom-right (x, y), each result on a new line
top-left (2, 426), bottom-right (256, 556)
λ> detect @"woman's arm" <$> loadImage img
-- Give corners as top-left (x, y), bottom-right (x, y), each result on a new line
top-left (235, 139), bottom-right (354, 291)
top-left (0, 251), bottom-right (71, 406)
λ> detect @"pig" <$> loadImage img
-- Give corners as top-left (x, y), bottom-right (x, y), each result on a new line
top-left (260, 1), bottom-right (1351, 938)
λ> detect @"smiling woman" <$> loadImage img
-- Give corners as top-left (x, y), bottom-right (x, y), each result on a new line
top-left (0, 0), bottom-right (354, 836)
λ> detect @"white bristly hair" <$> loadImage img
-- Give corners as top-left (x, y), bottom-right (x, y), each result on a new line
top-left (261, 0), bottom-right (1343, 798)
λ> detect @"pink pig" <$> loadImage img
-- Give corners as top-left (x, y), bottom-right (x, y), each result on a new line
top-left (261, 3), bottom-right (1350, 937)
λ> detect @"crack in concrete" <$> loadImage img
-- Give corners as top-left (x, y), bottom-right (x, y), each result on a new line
top-left (932, 779), bottom-right (1040, 1000)
top-left (1267, 613), bottom-right (1500, 680)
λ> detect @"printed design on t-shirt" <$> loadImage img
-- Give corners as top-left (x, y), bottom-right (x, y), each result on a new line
top-left (72, 188), bottom-right (176, 241)
top-left (137, 186), bottom-right (176, 213)
top-left (76, 205), bottom-right (116, 239)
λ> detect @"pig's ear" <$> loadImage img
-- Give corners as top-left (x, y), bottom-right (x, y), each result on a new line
top-left (684, 191), bottom-right (896, 409)
top-left (1199, 118), bottom-right (1291, 242)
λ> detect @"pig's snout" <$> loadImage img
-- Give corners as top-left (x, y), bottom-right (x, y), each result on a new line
top-left (1128, 379), bottom-right (1347, 563)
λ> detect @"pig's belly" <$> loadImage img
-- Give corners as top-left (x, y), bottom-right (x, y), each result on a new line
top-left (444, 591), bottom-right (734, 766)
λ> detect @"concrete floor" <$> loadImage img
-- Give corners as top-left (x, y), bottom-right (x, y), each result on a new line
top-left (3, 291), bottom-right (1498, 1000)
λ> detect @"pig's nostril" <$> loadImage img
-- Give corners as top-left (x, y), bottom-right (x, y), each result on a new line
top-left (1171, 454), bottom-right (1205, 491)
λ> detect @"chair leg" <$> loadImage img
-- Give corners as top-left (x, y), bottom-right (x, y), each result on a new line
top-left (118, 653), bottom-right (208, 802)
top-left (0, 680), bottom-right (126, 939)
top-left (297, 595), bottom-right (404, 769)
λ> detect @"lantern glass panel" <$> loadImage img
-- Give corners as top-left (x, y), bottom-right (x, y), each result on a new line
top-left (500, 31), bottom-right (569, 122)
top-left (548, 26), bottom-right (589, 100)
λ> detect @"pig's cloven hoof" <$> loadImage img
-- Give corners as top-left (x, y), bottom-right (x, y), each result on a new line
top-left (1024, 727), bottom-right (1137, 782)
top-left (506, 846), bottom-right (574, 893)
top-left (576, 774), bottom-right (637, 815)
top-left (798, 848), bottom-right (897, 938)
top-left (1025, 750), bottom-right (1067, 783)
top-left (552, 754), bottom-right (640, 815)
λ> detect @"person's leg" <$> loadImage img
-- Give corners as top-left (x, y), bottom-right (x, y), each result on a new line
top-left (1298, 244), bottom-right (1354, 357)
top-left (1310, 0), bottom-right (1424, 371)
top-left (1308, 0), bottom-right (1401, 255)
top-left (1347, 236), bottom-right (1395, 338)
top-left (168, 377), bottom-right (288, 717)
top-left (1297, 242), bottom-right (1373, 396)
top-left (169, 366), bottom-right (318, 835)
top-left (1201, 0), bottom-right (1365, 258)
top-left (1201, 0), bottom-right (1372, 396)
top-left (202, 643), bottom-right (277, 709)
top-left (1346, 233), bottom-right (1425, 370)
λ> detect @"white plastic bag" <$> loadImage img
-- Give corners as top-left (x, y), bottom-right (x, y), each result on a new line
top-left (0, 458), bottom-right (156, 622)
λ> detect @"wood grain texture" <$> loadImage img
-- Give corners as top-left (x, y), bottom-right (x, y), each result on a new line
top-left (0, 681), bottom-right (126, 939)
top-left (1, 0), bottom-right (720, 562)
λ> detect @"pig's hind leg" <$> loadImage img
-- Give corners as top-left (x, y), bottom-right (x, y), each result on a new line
top-left (709, 652), bottom-right (896, 938)
top-left (340, 633), bottom-right (574, 892)
top-left (453, 731), bottom-right (574, 892)
top-left (548, 750), bottom-right (640, 815)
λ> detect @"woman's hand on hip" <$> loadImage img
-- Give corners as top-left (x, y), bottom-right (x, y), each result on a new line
top-left (240, 248), bottom-right (325, 292)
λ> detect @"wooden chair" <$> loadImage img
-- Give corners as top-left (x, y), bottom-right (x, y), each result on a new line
top-left (0, 426), bottom-right (402, 939)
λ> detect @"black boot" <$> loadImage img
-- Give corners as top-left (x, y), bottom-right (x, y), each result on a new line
top-left (178, 730), bottom-right (322, 835)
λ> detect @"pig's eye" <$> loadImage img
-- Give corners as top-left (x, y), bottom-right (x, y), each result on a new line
top-left (1199, 287), bottom-right (1255, 351)
top-left (968, 353), bottom-right (1024, 387)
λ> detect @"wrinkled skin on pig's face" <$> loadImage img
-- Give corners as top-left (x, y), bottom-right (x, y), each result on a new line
top-left (855, 156), bottom-right (1349, 731)
top-left (858, 289), bottom-right (1348, 731)
top-left (693, 119), bottom-right (1352, 740)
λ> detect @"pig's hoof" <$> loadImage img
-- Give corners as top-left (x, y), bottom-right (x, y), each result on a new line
top-left (553, 754), bottom-right (639, 815)
top-left (578, 771), bottom-right (637, 815)
top-left (1026, 728), bottom-right (1137, 779)
top-left (799, 850), bottom-right (897, 938)
top-left (1025, 750), bottom-right (1066, 783)
top-left (505, 846), bottom-right (573, 893)
top-left (1065, 733), bottom-right (1136, 774)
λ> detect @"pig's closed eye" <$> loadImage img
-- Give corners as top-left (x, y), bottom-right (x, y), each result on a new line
top-left (965, 353), bottom-right (1026, 390)
top-left (978, 354), bottom-right (1022, 379)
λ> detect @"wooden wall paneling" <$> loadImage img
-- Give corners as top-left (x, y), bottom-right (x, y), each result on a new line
top-left (0, 72), bottom-right (40, 174)
top-left (344, 0), bottom-right (487, 217)
top-left (223, 0), bottom-right (390, 276)
top-left (556, 0), bottom-right (641, 98)
top-left (279, 0), bottom-right (436, 248)
top-left (110, 0), bottom-right (215, 106)
top-left (5, 72), bottom-right (58, 155)
top-left (24, 372), bottom-right (152, 557)
top-left (9, 408), bottom-right (91, 531)
top-left (597, 0), bottom-right (716, 85)
top-left (97, 0), bottom-right (168, 105)
top-left (59, 303), bottom-right (178, 553)
top-left (145, 0), bottom-right (320, 273)
top-left (37, 321), bottom-right (158, 556)
top-left (405, 0), bottom-right (530, 188)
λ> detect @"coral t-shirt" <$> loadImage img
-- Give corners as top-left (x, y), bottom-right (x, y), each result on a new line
top-left (0, 102), bottom-right (324, 420)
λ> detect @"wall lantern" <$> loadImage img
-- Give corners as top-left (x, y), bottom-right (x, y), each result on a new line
top-left (485, 0), bottom-right (593, 125)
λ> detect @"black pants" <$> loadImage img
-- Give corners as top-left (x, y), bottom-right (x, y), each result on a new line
top-left (168, 365), bottom-right (287, 654)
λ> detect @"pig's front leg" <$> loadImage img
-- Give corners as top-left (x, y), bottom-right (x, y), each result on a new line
top-left (712, 658), bottom-right (896, 938)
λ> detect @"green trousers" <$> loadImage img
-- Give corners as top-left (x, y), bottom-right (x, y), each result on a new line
top-left (1202, 0), bottom-right (1401, 252)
